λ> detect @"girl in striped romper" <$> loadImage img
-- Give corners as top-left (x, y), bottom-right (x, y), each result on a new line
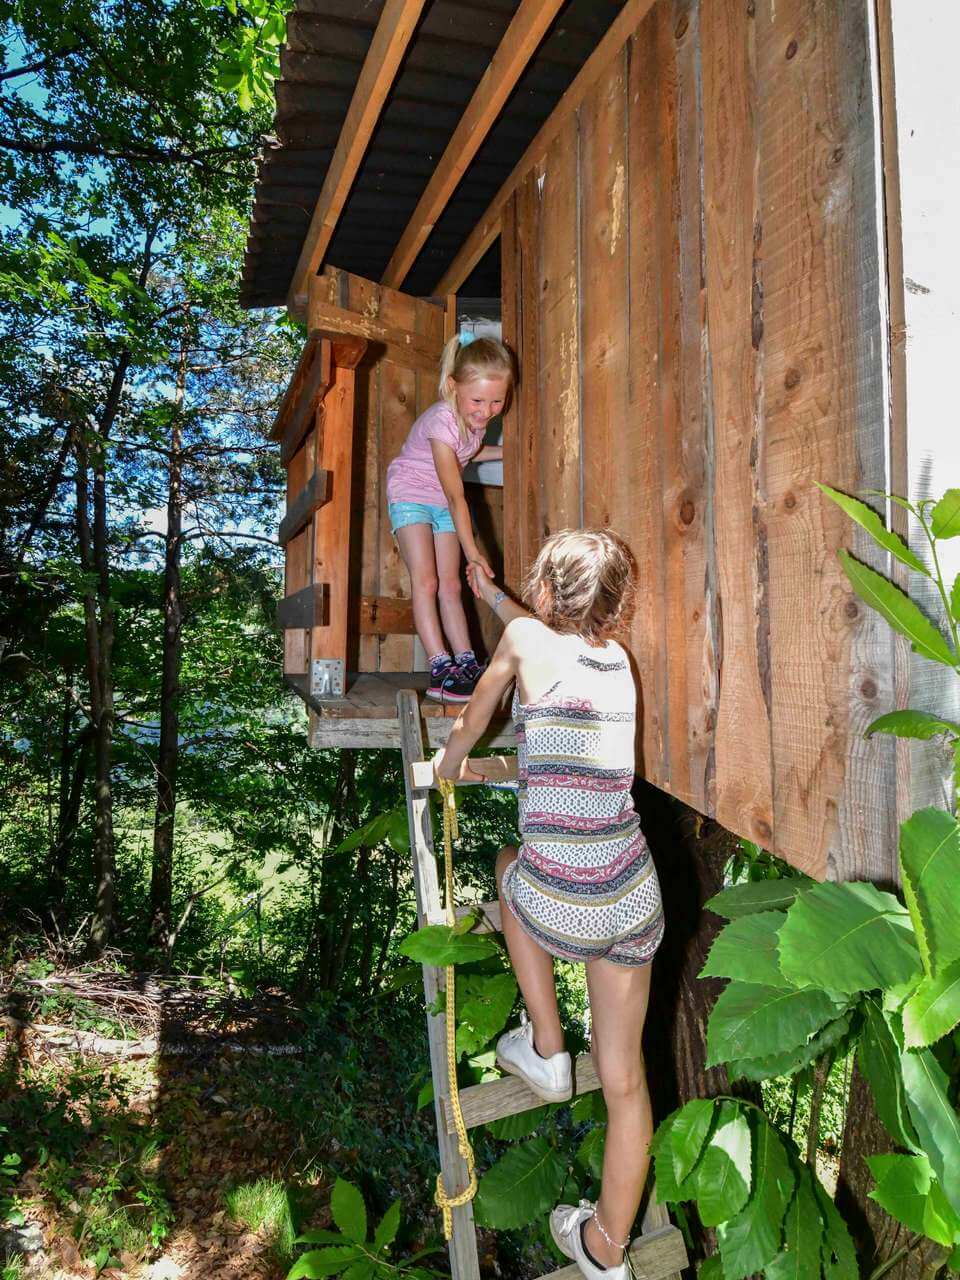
top-left (436, 529), bottom-right (664, 1280)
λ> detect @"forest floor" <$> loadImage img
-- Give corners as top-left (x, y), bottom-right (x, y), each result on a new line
top-left (1, 958), bottom-right (453, 1280)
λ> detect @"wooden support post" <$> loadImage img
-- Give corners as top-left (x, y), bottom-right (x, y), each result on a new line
top-left (398, 690), bottom-right (481, 1280)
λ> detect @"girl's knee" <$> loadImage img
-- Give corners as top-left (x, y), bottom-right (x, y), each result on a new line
top-left (412, 573), bottom-right (439, 600)
top-left (598, 1057), bottom-right (646, 1106)
top-left (495, 845), bottom-right (518, 888)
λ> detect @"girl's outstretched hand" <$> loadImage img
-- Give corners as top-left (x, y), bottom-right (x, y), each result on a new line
top-left (466, 556), bottom-right (494, 597)
top-left (433, 748), bottom-right (483, 783)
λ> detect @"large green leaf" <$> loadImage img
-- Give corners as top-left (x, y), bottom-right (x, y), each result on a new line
top-left (763, 1173), bottom-right (824, 1280)
top-left (866, 709), bottom-right (960, 742)
top-left (726, 1008), bottom-right (853, 1083)
top-left (330, 1179), bottom-right (367, 1244)
top-left (398, 924), bottom-right (498, 967)
top-left (705, 880), bottom-right (810, 920)
top-left (901, 1046), bottom-right (960, 1217)
top-left (696, 1102), bottom-right (752, 1227)
top-left (706, 983), bottom-right (845, 1069)
top-left (838, 549), bottom-right (957, 667)
top-left (651, 1111), bottom-right (699, 1204)
top-left (951, 572), bottom-right (960, 623)
top-left (697, 1259), bottom-right (723, 1280)
top-left (813, 1178), bottom-right (859, 1279)
top-left (288, 1246), bottom-right (364, 1279)
top-left (455, 972), bottom-right (517, 1057)
top-left (932, 489), bottom-right (960, 540)
top-left (716, 1116), bottom-right (794, 1277)
top-left (867, 1153), bottom-right (960, 1246)
top-left (372, 1200), bottom-right (400, 1253)
top-left (576, 1127), bottom-right (605, 1180)
top-left (474, 1137), bottom-right (567, 1230)
top-left (485, 1106), bottom-right (552, 1140)
top-left (778, 880), bottom-right (920, 995)
top-left (817, 483), bottom-right (927, 573)
top-left (903, 957), bottom-right (960, 1049)
top-left (899, 808), bottom-right (960, 975)
top-left (858, 1002), bottom-right (920, 1151)
top-left (700, 912), bottom-right (784, 987)
top-left (669, 1098), bottom-right (717, 1185)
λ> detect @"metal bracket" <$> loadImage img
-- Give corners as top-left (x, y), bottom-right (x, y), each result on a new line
top-left (311, 659), bottom-right (345, 700)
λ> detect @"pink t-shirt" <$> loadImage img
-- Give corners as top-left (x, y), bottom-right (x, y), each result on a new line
top-left (385, 401), bottom-right (485, 506)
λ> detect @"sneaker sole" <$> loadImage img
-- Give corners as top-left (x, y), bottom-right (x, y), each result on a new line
top-left (425, 690), bottom-right (473, 703)
top-left (495, 1053), bottom-right (573, 1104)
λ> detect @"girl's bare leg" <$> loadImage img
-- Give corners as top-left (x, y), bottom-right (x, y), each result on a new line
top-left (395, 523), bottom-right (446, 657)
top-left (495, 847), bottom-right (565, 1056)
top-left (433, 531), bottom-right (473, 657)
top-left (583, 957), bottom-right (654, 1267)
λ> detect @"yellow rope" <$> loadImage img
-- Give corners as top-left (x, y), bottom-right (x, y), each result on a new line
top-left (433, 776), bottom-right (478, 1240)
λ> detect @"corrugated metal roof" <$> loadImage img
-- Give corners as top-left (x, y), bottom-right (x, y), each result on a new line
top-left (241, 0), bottom-right (627, 307)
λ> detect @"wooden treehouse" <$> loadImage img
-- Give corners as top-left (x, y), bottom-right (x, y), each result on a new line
top-left (241, 1), bottom-right (955, 1273)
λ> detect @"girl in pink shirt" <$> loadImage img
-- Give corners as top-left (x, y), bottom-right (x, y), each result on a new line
top-left (386, 334), bottom-right (513, 701)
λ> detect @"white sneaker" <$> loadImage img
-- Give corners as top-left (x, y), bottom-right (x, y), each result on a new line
top-left (495, 1011), bottom-right (572, 1102)
top-left (550, 1200), bottom-right (631, 1280)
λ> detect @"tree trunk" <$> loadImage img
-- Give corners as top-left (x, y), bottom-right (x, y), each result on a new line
top-left (150, 307), bottom-right (188, 954)
top-left (47, 670), bottom-right (91, 906)
top-left (297, 750), bottom-right (358, 995)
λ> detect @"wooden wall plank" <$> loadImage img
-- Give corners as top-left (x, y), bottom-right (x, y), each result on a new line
top-left (701, 0), bottom-right (776, 850)
top-left (538, 116), bottom-right (581, 536)
top-left (755, 0), bottom-right (896, 879)
top-left (500, 190), bottom-right (523, 594)
top-left (510, 168), bottom-right (544, 586)
top-left (346, 271), bottom-right (383, 673)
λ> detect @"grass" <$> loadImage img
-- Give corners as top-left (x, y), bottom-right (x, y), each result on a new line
top-left (224, 1178), bottom-right (299, 1265)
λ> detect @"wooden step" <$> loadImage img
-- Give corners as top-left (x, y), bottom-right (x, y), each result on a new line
top-left (410, 753), bottom-right (518, 789)
top-left (541, 1225), bottom-right (687, 1280)
top-left (441, 1052), bottom-right (601, 1134)
top-left (426, 899), bottom-right (502, 933)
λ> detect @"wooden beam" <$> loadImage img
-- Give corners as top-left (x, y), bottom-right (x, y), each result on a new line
top-left (359, 594), bottom-right (416, 636)
top-left (278, 469), bottom-right (330, 547)
top-left (380, 0), bottom-right (567, 289)
top-left (286, 0), bottom-right (428, 315)
top-left (271, 336), bottom-right (330, 444)
top-left (277, 583), bottom-right (328, 629)
top-left (434, 0), bottom-right (659, 295)
top-left (307, 288), bottom-right (443, 367)
top-left (409, 755), bottom-right (517, 789)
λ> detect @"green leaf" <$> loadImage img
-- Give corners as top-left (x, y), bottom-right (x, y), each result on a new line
top-left (706, 983), bottom-right (846, 1069)
top-left (716, 1116), bottom-right (794, 1276)
top-left (373, 1200), bottom-right (400, 1253)
top-left (696, 1102), bottom-right (752, 1227)
top-left (386, 811), bottom-right (410, 855)
top-left (669, 1098), bottom-right (716, 1184)
top-left (812, 1178), bottom-right (859, 1279)
top-left (331, 1180), bottom-right (367, 1243)
top-left (932, 489), bottom-right (960, 539)
top-left (838, 549), bottom-right (957, 667)
top-left (455, 972), bottom-right (517, 1057)
top-left (398, 924), bottom-right (498, 967)
top-left (866, 709), bottom-right (960, 742)
top-left (899, 808), bottom-right (960, 975)
top-left (858, 1002), bottom-right (920, 1151)
top-left (763, 1173), bottom-right (824, 1280)
top-left (777, 880), bottom-right (920, 994)
top-left (903, 957), bottom-right (960, 1049)
top-left (296, 1231), bottom-right (349, 1245)
top-left (570, 1092), bottom-right (607, 1124)
top-left (486, 1105), bottom-right (552, 1140)
top-left (901, 1046), bottom-right (960, 1217)
top-left (705, 880), bottom-right (810, 920)
top-left (726, 1008), bottom-right (853, 1082)
top-left (817, 483), bottom-right (927, 573)
top-left (867, 1153), bottom-right (960, 1246)
top-left (474, 1137), bottom-right (567, 1230)
top-left (950, 572), bottom-right (960, 623)
top-left (699, 912), bottom-right (785, 987)
top-left (576, 1126), bottom-right (605, 1180)
top-left (340, 1264), bottom-right (374, 1280)
top-left (697, 1258), bottom-right (723, 1280)
top-left (288, 1247), bottom-right (364, 1279)
top-left (650, 1111), bottom-right (699, 1203)
top-left (416, 1080), bottom-right (434, 1110)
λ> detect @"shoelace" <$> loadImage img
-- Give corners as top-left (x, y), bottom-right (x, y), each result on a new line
top-left (556, 1202), bottom-right (637, 1278)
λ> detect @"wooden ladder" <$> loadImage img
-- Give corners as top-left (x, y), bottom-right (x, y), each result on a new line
top-left (397, 690), bottom-right (687, 1280)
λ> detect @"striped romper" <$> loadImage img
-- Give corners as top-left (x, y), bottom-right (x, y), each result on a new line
top-left (500, 640), bottom-right (665, 967)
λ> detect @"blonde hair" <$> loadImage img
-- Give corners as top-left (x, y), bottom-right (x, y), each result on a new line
top-left (522, 529), bottom-right (637, 646)
top-left (438, 334), bottom-right (514, 441)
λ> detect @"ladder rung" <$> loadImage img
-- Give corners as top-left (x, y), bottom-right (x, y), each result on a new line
top-left (409, 754), bottom-right (518, 790)
top-left (426, 900), bottom-right (501, 933)
top-left (442, 1053), bottom-right (600, 1134)
top-left (541, 1225), bottom-right (687, 1280)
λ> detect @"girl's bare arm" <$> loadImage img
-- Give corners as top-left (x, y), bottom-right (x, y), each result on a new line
top-left (435, 626), bottom-right (519, 780)
top-left (430, 439), bottom-right (493, 587)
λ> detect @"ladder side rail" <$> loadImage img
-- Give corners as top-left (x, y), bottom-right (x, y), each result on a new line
top-left (398, 690), bottom-right (481, 1280)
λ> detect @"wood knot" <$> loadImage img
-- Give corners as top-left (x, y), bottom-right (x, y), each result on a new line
top-left (785, 38), bottom-right (798, 59)
top-left (397, 392), bottom-right (406, 405)
top-left (746, 0), bottom-right (755, 14)
top-left (783, 492), bottom-right (797, 510)
top-left (784, 367), bottom-right (801, 389)
top-left (844, 599), bottom-right (859, 620)
top-left (754, 819), bottom-right (773, 843)
top-left (674, 13), bottom-right (689, 39)
top-left (831, 146), bottom-right (844, 165)
top-left (679, 499), bottom-right (696, 526)
top-left (861, 678), bottom-right (878, 699)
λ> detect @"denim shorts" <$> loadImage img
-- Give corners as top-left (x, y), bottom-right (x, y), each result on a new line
top-left (388, 500), bottom-right (456, 535)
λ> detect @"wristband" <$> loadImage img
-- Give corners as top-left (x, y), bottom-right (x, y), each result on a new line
top-left (492, 590), bottom-right (507, 612)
